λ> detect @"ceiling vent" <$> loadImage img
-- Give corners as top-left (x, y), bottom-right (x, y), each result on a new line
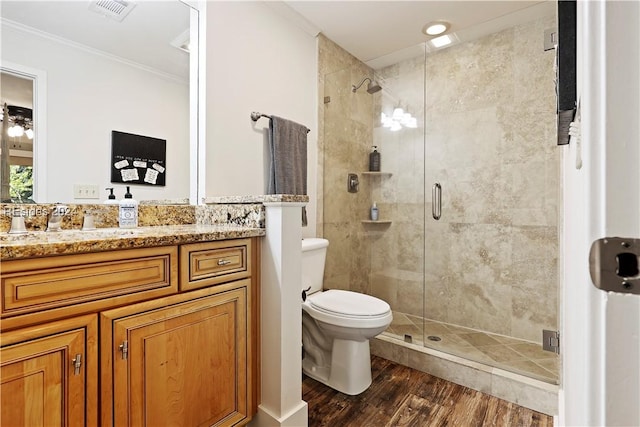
top-left (170, 29), bottom-right (191, 53)
top-left (88, 0), bottom-right (136, 22)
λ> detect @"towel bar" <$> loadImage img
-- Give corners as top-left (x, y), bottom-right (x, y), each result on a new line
top-left (250, 111), bottom-right (310, 133)
top-left (250, 111), bottom-right (271, 122)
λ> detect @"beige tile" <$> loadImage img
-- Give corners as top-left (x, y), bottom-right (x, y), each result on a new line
top-left (390, 311), bottom-right (413, 326)
top-left (440, 322), bottom-right (476, 335)
top-left (490, 334), bottom-right (521, 345)
top-left (389, 323), bottom-right (423, 340)
top-left (533, 357), bottom-right (560, 378)
top-left (490, 374), bottom-right (559, 415)
top-left (423, 339), bottom-right (488, 363)
top-left (384, 327), bottom-right (403, 339)
top-left (503, 359), bottom-right (557, 383)
top-left (508, 342), bottom-right (553, 360)
top-left (396, 278), bottom-right (424, 317)
top-left (370, 337), bottom-right (409, 366)
top-left (437, 333), bottom-right (472, 346)
top-left (533, 357), bottom-right (559, 372)
top-left (422, 321), bottom-right (451, 336)
top-left (476, 345), bottom-right (529, 363)
top-left (323, 223), bottom-right (352, 278)
top-left (447, 280), bottom-right (513, 337)
top-left (510, 286), bottom-right (558, 343)
top-left (407, 349), bottom-right (493, 395)
top-left (404, 313), bottom-right (423, 326)
top-left (371, 274), bottom-right (398, 310)
top-left (458, 332), bottom-right (502, 347)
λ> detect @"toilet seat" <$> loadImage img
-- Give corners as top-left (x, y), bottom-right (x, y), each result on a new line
top-left (310, 289), bottom-right (390, 317)
top-left (304, 289), bottom-right (392, 328)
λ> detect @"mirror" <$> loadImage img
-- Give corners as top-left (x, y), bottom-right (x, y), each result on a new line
top-left (0, 0), bottom-right (196, 204)
top-left (1, 72), bottom-right (35, 202)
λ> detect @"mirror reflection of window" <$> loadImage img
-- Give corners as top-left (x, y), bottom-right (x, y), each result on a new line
top-left (1, 71), bottom-right (35, 203)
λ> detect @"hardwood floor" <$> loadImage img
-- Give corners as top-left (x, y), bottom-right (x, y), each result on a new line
top-left (302, 356), bottom-right (553, 427)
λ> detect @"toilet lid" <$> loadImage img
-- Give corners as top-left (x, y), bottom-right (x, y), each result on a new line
top-left (309, 290), bottom-right (390, 317)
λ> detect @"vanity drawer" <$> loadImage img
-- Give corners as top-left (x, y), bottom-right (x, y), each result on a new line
top-left (180, 239), bottom-right (251, 291)
top-left (0, 246), bottom-right (177, 319)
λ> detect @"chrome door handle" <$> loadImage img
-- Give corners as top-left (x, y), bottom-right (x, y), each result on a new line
top-left (217, 259), bottom-right (232, 266)
top-left (432, 183), bottom-right (442, 220)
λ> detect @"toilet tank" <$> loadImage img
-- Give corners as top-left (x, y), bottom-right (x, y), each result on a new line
top-left (301, 238), bottom-right (329, 294)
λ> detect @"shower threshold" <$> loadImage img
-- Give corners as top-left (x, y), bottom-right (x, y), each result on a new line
top-left (384, 311), bottom-right (559, 384)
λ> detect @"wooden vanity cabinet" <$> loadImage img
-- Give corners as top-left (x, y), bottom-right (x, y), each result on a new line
top-left (0, 237), bottom-right (260, 427)
top-left (0, 314), bottom-right (98, 427)
top-left (101, 283), bottom-right (249, 427)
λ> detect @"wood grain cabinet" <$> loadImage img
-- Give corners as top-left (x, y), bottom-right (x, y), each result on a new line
top-left (0, 237), bottom-right (259, 427)
top-left (101, 284), bottom-right (249, 427)
top-left (0, 314), bottom-right (98, 427)
top-left (180, 239), bottom-right (251, 291)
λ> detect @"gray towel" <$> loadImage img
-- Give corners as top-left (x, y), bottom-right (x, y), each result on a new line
top-left (268, 115), bottom-right (309, 226)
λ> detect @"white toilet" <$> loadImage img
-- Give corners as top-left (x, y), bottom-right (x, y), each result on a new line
top-left (301, 238), bottom-right (393, 395)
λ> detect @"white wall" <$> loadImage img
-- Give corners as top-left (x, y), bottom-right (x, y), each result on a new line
top-left (204, 1), bottom-right (318, 237)
top-left (561, 1), bottom-right (640, 426)
top-left (1, 24), bottom-right (190, 203)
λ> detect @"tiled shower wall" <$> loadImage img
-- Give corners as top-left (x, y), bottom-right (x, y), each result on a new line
top-left (318, 34), bottom-right (375, 294)
top-left (319, 14), bottom-right (558, 344)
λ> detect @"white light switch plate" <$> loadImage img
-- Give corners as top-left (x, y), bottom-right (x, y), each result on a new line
top-left (73, 184), bottom-right (100, 199)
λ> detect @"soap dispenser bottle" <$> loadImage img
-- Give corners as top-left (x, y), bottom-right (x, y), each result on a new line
top-left (119, 186), bottom-right (138, 228)
top-left (369, 146), bottom-right (381, 171)
top-left (104, 188), bottom-right (119, 204)
top-left (370, 202), bottom-right (379, 221)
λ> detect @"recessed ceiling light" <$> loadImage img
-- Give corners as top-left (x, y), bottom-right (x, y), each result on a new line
top-left (423, 21), bottom-right (450, 36)
top-left (430, 34), bottom-right (452, 48)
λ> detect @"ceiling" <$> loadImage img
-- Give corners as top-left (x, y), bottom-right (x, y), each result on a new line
top-left (0, 0), bottom-right (190, 79)
top-left (1, 72), bottom-right (33, 108)
top-left (0, 1), bottom-right (555, 75)
top-left (283, 0), bottom-right (555, 68)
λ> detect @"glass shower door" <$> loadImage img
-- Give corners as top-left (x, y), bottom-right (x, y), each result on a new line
top-left (421, 14), bottom-right (560, 384)
top-left (368, 53), bottom-right (427, 347)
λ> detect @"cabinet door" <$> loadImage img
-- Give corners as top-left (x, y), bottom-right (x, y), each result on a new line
top-left (0, 315), bottom-right (98, 427)
top-left (107, 287), bottom-right (248, 427)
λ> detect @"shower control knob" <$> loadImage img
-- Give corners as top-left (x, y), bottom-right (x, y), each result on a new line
top-left (302, 286), bottom-right (311, 302)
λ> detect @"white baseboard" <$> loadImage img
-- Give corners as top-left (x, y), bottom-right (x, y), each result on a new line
top-left (249, 401), bottom-right (308, 427)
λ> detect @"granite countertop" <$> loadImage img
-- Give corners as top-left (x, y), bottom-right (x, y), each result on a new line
top-left (203, 194), bottom-right (309, 204)
top-left (0, 224), bottom-right (265, 260)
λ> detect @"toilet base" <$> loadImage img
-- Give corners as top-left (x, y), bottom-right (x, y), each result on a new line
top-left (303, 338), bottom-right (372, 395)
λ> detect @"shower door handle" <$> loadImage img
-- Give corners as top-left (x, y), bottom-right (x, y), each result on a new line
top-left (432, 183), bottom-right (442, 220)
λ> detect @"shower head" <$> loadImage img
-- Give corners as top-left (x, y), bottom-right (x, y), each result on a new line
top-left (366, 81), bottom-right (382, 94)
top-left (352, 77), bottom-right (382, 94)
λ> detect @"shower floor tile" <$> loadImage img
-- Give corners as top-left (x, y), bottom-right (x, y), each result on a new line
top-left (385, 311), bottom-right (559, 384)
top-left (458, 332), bottom-right (503, 347)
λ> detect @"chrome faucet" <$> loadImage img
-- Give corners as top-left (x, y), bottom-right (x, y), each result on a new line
top-left (46, 204), bottom-right (68, 232)
top-left (7, 209), bottom-right (27, 234)
top-left (81, 210), bottom-right (96, 231)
